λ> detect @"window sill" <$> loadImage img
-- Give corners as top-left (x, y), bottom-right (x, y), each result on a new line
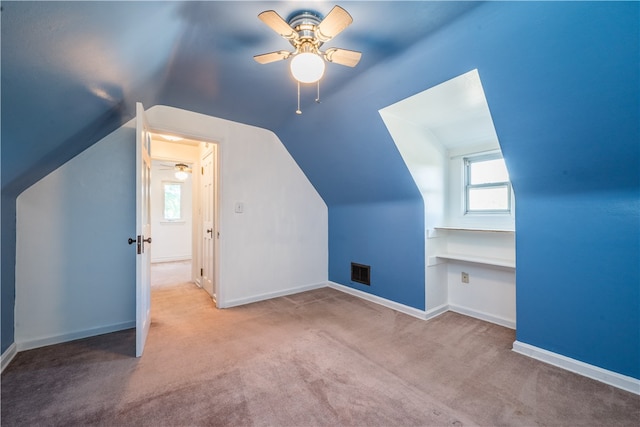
top-left (160, 220), bottom-right (186, 225)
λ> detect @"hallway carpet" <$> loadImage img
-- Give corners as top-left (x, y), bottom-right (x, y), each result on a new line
top-left (2, 284), bottom-right (639, 426)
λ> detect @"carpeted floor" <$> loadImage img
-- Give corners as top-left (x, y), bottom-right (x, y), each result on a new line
top-left (2, 270), bottom-right (639, 426)
top-left (150, 260), bottom-right (192, 288)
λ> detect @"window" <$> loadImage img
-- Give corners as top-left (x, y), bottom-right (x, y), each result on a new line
top-left (163, 182), bottom-right (182, 220)
top-left (464, 153), bottom-right (512, 214)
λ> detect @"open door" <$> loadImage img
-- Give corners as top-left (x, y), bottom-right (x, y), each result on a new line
top-left (135, 102), bottom-right (152, 357)
top-left (201, 149), bottom-right (215, 299)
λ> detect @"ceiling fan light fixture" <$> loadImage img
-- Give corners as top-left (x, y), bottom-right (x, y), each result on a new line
top-left (175, 170), bottom-right (189, 181)
top-left (290, 52), bottom-right (325, 84)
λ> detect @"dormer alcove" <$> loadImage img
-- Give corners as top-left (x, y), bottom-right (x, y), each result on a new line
top-left (380, 69), bottom-right (516, 328)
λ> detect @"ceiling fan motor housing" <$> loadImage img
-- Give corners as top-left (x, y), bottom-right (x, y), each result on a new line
top-left (287, 11), bottom-right (324, 50)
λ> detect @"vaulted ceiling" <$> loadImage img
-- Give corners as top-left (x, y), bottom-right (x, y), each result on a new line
top-left (2, 1), bottom-right (638, 205)
top-left (1, 1), bottom-right (478, 198)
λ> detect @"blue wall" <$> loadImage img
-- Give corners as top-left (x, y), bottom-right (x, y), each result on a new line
top-left (330, 200), bottom-right (425, 309)
top-left (479, 2), bottom-right (639, 378)
top-left (277, 1), bottom-right (639, 378)
top-left (516, 193), bottom-right (639, 378)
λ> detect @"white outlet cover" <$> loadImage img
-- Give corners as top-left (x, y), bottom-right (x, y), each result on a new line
top-left (235, 202), bottom-right (244, 213)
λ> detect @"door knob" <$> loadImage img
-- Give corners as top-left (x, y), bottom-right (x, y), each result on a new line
top-left (207, 229), bottom-right (213, 234)
top-left (143, 237), bottom-right (152, 244)
top-left (128, 238), bottom-right (136, 245)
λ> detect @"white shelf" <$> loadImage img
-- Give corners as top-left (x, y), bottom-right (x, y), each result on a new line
top-left (435, 253), bottom-right (515, 269)
top-left (434, 226), bottom-right (514, 233)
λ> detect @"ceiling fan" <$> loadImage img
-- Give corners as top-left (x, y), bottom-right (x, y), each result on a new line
top-left (254, 5), bottom-right (362, 113)
top-left (160, 163), bottom-right (192, 180)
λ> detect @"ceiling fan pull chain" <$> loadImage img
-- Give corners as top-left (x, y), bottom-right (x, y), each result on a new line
top-left (296, 81), bottom-right (302, 115)
top-left (316, 81), bottom-right (321, 103)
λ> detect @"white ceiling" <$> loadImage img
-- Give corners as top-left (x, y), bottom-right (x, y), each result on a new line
top-left (381, 69), bottom-right (499, 151)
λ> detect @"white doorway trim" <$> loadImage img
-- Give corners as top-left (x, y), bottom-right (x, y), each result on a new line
top-left (148, 127), bottom-right (221, 307)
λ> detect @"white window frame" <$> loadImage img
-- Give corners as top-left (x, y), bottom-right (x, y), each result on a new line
top-left (464, 152), bottom-right (512, 215)
top-left (162, 181), bottom-right (183, 221)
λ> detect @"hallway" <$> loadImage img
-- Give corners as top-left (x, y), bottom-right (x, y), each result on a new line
top-left (151, 260), bottom-right (192, 288)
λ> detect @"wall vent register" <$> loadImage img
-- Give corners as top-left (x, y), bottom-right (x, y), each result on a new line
top-left (351, 262), bottom-right (371, 285)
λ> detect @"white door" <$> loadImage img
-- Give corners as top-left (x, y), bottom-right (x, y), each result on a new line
top-left (201, 150), bottom-right (215, 298)
top-left (135, 102), bottom-right (152, 357)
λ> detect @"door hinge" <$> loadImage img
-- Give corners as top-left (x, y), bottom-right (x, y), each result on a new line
top-left (200, 268), bottom-right (203, 276)
top-left (201, 166), bottom-right (204, 175)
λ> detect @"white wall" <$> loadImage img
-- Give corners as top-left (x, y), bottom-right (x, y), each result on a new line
top-left (435, 229), bottom-right (516, 328)
top-left (378, 111), bottom-right (448, 313)
top-left (380, 91), bottom-right (516, 327)
top-left (16, 122), bottom-right (136, 349)
top-left (146, 105), bottom-right (328, 307)
top-left (150, 158), bottom-right (194, 263)
top-left (15, 105), bottom-right (328, 349)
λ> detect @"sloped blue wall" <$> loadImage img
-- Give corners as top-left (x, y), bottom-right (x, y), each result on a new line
top-left (478, 2), bottom-right (639, 379)
top-left (278, 1), bottom-right (639, 378)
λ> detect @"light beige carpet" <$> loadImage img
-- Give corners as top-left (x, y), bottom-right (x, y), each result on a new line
top-left (151, 260), bottom-right (192, 288)
top-left (2, 280), bottom-right (639, 426)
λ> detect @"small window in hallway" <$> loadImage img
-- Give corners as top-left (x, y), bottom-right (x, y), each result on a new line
top-left (163, 182), bottom-right (182, 220)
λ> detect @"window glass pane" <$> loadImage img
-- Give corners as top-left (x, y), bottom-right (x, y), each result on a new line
top-left (468, 186), bottom-right (509, 211)
top-left (470, 158), bottom-right (509, 185)
top-left (164, 183), bottom-right (181, 220)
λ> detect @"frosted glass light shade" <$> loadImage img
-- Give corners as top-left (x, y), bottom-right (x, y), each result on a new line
top-left (290, 53), bottom-right (325, 83)
top-left (175, 170), bottom-right (189, 181)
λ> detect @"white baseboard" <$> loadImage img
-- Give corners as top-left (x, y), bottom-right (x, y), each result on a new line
top-left (151, 255), bottom-right (191, 263)
top-left (449, 304), bottom-right (516, 329)
top-left (513, 341), bottom-right (640, 395)
top-left (16, 320), bottom-right (136, 352)
top-left (222, 282), bottom-right (327, 308)
top-left (424, 303), bottom-right (449, 320)
top-left (1, 343), bottom-right (18, 373)
top-left (328, 281), bottom-right (428, 320)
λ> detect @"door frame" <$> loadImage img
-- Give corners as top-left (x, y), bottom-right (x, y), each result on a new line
top-left (135, 102), bottom-right (152, 357)
top-left (199, 144), bottom-right (218, 302)
top-left (149, 154), bottom-right (197, 270)
top-left (147, 127), bottom-right (221, 307)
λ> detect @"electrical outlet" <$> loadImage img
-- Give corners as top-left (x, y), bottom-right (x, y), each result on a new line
top-left (461, 272), bottom-right (469, 283)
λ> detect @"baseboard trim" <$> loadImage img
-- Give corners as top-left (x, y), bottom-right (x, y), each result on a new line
top-left (16, 321), bottom-right (136, 352)
top-left (1, 343), bottom-right (18, 373)
top-left (512, 341), bottom-right (640, 395)
top-left (222, 282), bottom-right (326, 308)
top-left (151, 256), bottom-right (191, 263)
top-left (449, 304), bottom-right (516, 329)
top-left (424, 303), bottom-right (449, 320)
top-left (328, 281), bottom-right (427, 320)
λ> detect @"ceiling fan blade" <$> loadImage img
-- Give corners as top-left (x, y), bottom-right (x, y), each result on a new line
top-left (253, 50), bottom-right (292, 64)
top-left (258, 10), bottom-right (299, 41)
top-left (316, 6), bottom-right (353, 42)
top-left (324, 48), bottom-right (362, 67)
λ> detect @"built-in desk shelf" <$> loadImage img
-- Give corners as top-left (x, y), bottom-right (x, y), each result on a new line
top-left (434, 226), bottom-right (514, 233)
top-left (428, 226), bottom-right (516, 269)
top-left (434, 253), bottom-right (515, 269)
